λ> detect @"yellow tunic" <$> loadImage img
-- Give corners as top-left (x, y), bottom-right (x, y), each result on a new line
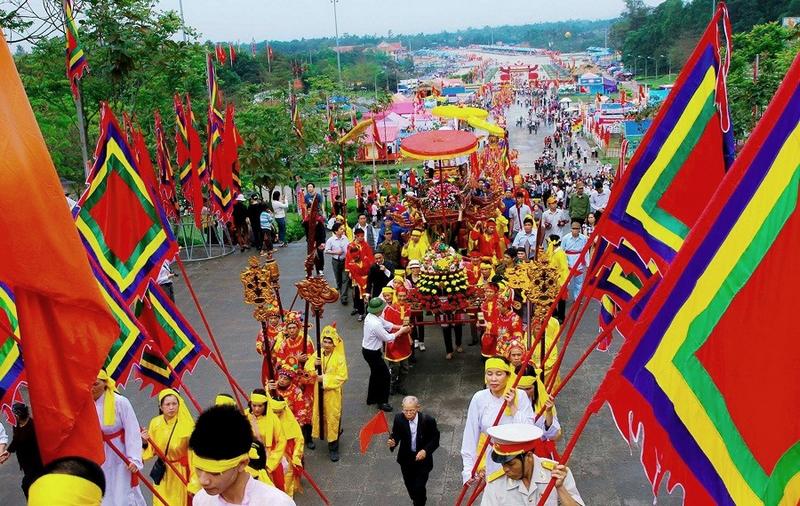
top-left (273, 407), bottom-right (304, 496)
top-left (246, 408), bottom-right (287, 474)
top-left (143, 415), bottom-right (194, 506)
top-left (312, 349), bottom-right (349, 441)
top-left (401, 234), bottom-right (430, 262)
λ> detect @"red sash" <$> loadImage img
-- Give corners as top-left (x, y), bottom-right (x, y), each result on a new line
top-left (103, 429), bottom-right (139, 486)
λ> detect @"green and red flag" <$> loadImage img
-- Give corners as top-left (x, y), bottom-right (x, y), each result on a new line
top-left (186, 94), bottom-right (209, 184)
top-left (76, 103), bottom-right (178, 303)
top-left (0, 281), bottom-right (24, 410)
top-left (155, 110), bottom-right (179, 221)
top-left (91, 262), bottom-right (150, 386)
top-left (586, 3), bottom-right (735, 338)
top-left (135, 281), bottom-right (210, 395)
top-left (290, 92), bottom-right (303, 139)
top-left (594, 53), bottom-right (800, 505)
top-left (174, 94), bottom-right (203, 227)
top-left (63, 0), bottom-right (88, 98)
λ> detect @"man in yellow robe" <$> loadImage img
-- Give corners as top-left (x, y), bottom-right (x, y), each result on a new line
top-left (401, 229), bottom-right (429, 264)
top-left (269, 398), bottom-right (304, 496)
top-left (312, 324), bottom-right (349, 462)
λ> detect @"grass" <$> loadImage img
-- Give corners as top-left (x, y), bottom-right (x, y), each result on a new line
top-left (633, 74), bottom-right (674, 88)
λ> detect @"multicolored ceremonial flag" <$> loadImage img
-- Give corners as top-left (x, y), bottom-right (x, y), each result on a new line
top-left (228, 43), bottom-right (236, 65)
top-left (186, 94), bottom-right (209, 184)
top-left (76, 103), bottom-right (178, 303)
top-left (0, 33), bottom-right (119, 465)
top-left (63, 0), bottom-right (88, 98)
top-left (135, 281), bottom-right (210, 395)
top-left (0, 282), bottom-right (24, 408)
top-left (211, 104), bottom-right (236, 222)
top-left (290, 92), bottom-right (303, 139)
top-left (596, 53), bottom-right (800, 506)
top-left (600, 3), bottom-right (735, 272)
top-left (155, 110), bottom-right (179, 221)
top-left (174, 94), bottom-right (202, 228)
top-left (92, 263), bottom-right (150, 386)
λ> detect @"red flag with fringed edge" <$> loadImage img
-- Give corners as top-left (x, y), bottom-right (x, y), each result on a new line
top-left (215, 43), bottom-right (226, 65)
top-left (359, 410), bottom-right (390, 454)
top-left (595, 53), bottom-right (800, 505)
top-left (64, 0), bottom-right (88, 99)
top-left (174, 95), bottom-right (203, 228)
top-left (76, 103), bottom-right (178, 303)
top-left (267, 45), bottom-right (273, 62)
top-left (132, 125), bottom-right (158, 195)
top-left (211, 104), bottom-right (236, 223)
top-left (0, 33), bottom-right (118, 465)
top-left (371, 117), bottom-right (385, 158)
top-left (230, 105), bottom-right (244, 195)
top-left (228, 43), bottom-right (236, 65)
top-left (154, 110), bottom-right (178, 221)
top-left (185, 95), bottom-right (209, 218)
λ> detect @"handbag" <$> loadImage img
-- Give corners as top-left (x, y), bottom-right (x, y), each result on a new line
top-left (149, 418), bottom-right (178, 485)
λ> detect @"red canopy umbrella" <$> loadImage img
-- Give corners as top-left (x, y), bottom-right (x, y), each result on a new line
top-left (400, 130), bottom-right (479, 160)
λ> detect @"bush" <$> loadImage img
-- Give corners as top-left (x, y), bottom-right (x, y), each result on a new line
top-left (285, 214), bottom-right (305, 243)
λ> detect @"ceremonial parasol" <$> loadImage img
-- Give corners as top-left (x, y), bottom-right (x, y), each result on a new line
top-left (430, 104), bottom-right (489, 120)
top-left (337, 118), bottom-right (373, 144)
top-left (467, 117), bottom-right (505, 137)
top-left (400, 130), bottom-right (479, 160)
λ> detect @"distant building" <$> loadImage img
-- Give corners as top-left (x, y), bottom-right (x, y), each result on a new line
top-left (376, 41), bottom-right (406, 60)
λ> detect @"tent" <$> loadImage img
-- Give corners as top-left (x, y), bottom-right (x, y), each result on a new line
top-left (577, 72), bottom-right (603, 94)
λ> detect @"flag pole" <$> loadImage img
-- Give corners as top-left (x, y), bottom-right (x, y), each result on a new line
top-left (73, 80), bottom-right (91, 179)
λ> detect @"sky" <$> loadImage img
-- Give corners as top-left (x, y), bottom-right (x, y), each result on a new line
top-left (159, 0), bottom-right (667, 43)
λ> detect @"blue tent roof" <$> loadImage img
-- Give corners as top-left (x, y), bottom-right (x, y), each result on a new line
top-left (624, 119), bottom-right (652, 137)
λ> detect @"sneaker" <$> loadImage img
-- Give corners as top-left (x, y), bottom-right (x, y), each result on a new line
top-left (329, 449), bottom-right (340, 462)
top-left (357, 315), bottom-right (365, 322)
top-left (306, 439), bottom-right (316, 450)
top-left (414, 340), bottom-right (419, 349)
top-left (379, 403), bottom-right (393, 412)
top-left (419, 343), bottom-right (426, 351)
top-left (350, 309), bottom-right (359, 315)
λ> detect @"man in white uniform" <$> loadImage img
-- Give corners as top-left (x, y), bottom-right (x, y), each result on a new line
top-left (481, 423), bottom-right (584, 506)
top-left (91, 370), bottom-right (146, 506)
top-left (540, 196), bottom-right (571, 240)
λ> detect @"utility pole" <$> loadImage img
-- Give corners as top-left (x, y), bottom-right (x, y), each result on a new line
top-left (331, 0), bottom-right (342, 82)
top-left (178, 0), bottom-right (187, 42)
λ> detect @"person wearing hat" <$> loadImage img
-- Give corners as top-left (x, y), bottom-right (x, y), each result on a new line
top-left (312, 324), bottom-right (349, 462)
top-left (269, 395), bottom-right (304, 495)
top-left (381, 286), bottom-right (413, 395)
top-left (469, 219), bottom-right (506, 263)
top-left (3, 402), bottom-right (44, 497)
top-left (189, 406), bottom-right (295, 505)
top-left (404, 259), bottom-right (427, 351)
top-left (541, 196), bottom-right (570, 239)
top-left (460, 357), bottom-right (535, 485)
top-left (345, 228), bottom-right (374, 321)
top-left (567, 181), bottom-right (590, 225)
top-left (361, 297), bottom-right (412, 412)
top-left (232, 193), bottom-right (250, 252)
top-left (481, 423), bottom-right (583, 505)
top-left (589, 180), bottom-right (609, 221)
top-left (91, 370), bottom-right (146, 506)
top-left (244, 389), bottom-right (287, 488)
top-left (561, 222), bottom-right (590, 302)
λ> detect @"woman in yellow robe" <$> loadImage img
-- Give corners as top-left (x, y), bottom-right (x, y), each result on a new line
top-left (245, 389), bottom-right (287, 490)
top-left (141, 388), bottom-right (195, 506)
top-left (312, 324), bottom-right (348, 462)
top-left (270, 397), bottom-right (305, 496)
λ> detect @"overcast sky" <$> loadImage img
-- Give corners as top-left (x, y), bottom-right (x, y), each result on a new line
top-left (159, 0), bottom-right (666, 42)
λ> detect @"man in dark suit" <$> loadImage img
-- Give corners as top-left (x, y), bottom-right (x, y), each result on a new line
top-left (366, 252), bottom-right (395, 299)
top-left (387, 396), bottom-right (440, 506)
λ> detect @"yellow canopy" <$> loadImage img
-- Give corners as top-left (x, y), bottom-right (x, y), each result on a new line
top-left (430, 105), bottom-right (489, 120)
top-left (467, 117), bottom-right (505, 137)
top-left (337, 118), bottom-right (374, 145)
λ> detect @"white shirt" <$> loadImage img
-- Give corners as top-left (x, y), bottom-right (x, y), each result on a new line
top-left (460, 389), bottom-right (535, 484)
top-left (511, 230), bottom-right (538, 258)
top-left (324, 234), bottom-right (350, 260)
top-left (192, 475), bottom-right (296, 505)
top-left (271, 199), bottom-right (288, 219)
top-left (541, 208), bottom-right (570, 239)
top-left (409, 414), bottom-right (419, 452)
top-left (589, 189), bottom-right (609, 212)
top-left (508, 204), bottom-right (533, 233)
top-left (0, 422), bottom-right (7, 446)
top-left (361, 313), bottom-right (397, 350)
top-left (157, 260), bottom-right (174, 285)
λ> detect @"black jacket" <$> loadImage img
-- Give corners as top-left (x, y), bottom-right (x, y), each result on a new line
top-left (367, 261), bottom-right (395, 299)
top-left (390, 412), bottom-right (440, 470)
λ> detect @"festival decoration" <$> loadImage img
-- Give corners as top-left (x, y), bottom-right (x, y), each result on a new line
top-left (241, 255), bottom-right (282, 381)
top-left (63, 0), bottom-right (88, 98)
top-left (76, 104), bottom-right (178, 303)
top-left (407, 242), bottom-right (475, 312)
top-left (174, 94), bottom-right (204, 227)
top-left (0, 282), bottom-right (23, 408)
top-left (136, 281), bottom-right (210, 394)
top-left (591, 54), bottom-right (800, 505)
top-left (154, 110), bottom-right (178, 221)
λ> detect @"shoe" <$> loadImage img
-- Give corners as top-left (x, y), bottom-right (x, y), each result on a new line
top-left (419, 343), bottom-right (426, 351)
top-left (341, 299), bottom-right (348, 305)
top-left (414, 340), bottom-right (419, 349)
top-left (350, 309), bottom-right (359, 315)
top-left (379, 403), bottom-right (393, 412)
top-left (281, 242), bottom-right (288, 247)
top-left (357, 315), bottom-right (365, 322)
top-left (456, 346), bottom-right (464, 353)
top-left (446, 353), bottom-right (453, 360)
top-left (306, 439), bottom-right (316, 450)
top-left (329, 449), bottom-right (339, 462)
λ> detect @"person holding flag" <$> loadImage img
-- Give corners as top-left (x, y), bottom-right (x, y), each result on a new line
top-left (91, 370), bottom-right (146, 506)
top-left (312, 324), bottom-right (349, 462)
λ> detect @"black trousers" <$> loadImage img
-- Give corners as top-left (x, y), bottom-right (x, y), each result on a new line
top-left (331, 258), bottom-right (350, 301)
top-left (400, 462), bottom-right (430, 506)
top-left (354, 286), bottom-right (366, 315)
top-left (362, 347), bottom-right (390, 405)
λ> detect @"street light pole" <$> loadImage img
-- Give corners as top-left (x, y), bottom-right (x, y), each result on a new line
top-left (331, 0), bottom-right (342, 83)
top-left (177, 0), bottom-right (187, 42)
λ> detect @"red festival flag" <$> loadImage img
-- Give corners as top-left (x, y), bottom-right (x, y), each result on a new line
top-left (359, 410), bottom-right (390, 454)
top-left (63, 0), bottom-right (88, 98)
top-left (0, 33), bottom-right (118, 464)
top-left (228, 43), bottom-right (236, 65)
top-left (154, 110), bottom-right (179, 221)
top-left (594, 53), bottom-right (800, 505)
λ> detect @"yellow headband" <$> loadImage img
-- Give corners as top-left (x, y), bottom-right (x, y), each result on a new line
top-left (28, 473), bottom-right (103, 506)
top-left (250, 393), bottom-right (269, 405)
top-left (192, 452), bottom-right (249, 474)
top-left (215, 394), bottom-right (236, 406)
top-left (270, 399), bottom-right (287, 411)
top-left (484, 357), bottom-right (511, 374)
top-left (96, 371), bottom-right (116, 426)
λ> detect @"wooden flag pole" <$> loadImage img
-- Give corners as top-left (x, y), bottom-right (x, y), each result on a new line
top-left (104, 439), bottom-right (170, 505)
top-left (73, 80), bottom-right (91, 180)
